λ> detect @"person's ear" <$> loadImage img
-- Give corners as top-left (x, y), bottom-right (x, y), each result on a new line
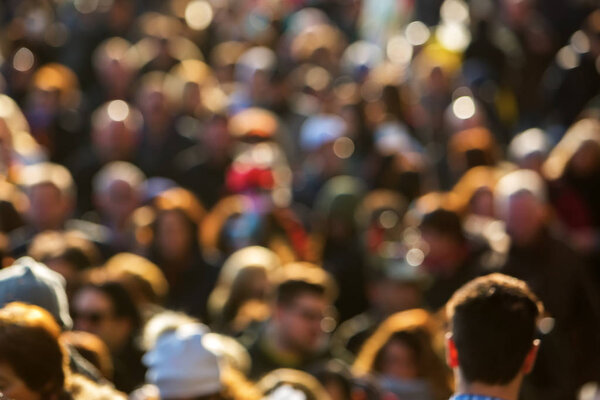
top-left (446, 333), bottom-right (459, 368)
top-left (522, 339), bottom-right (540, 374)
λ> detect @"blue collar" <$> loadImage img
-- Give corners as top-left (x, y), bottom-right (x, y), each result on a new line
top-left (451, 394), bottom-right (508, 400)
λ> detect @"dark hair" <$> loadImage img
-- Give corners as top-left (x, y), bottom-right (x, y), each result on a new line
top-left (81, 280), bottom-right (142, 332)
top-left (354, 309), bottom-right (452, 400)
top-left (28, 231), bottom-right (101, 271)
top-left (312, 360), bottom-right (353, 400)
top-left (446, 273), bottom-right (542, 385)
top-left (420, 208), bottom-right (465, 243)
top-left (276, 280), bottom-right (326, 307)
top-left (0, 302), bottom-right (67, 398)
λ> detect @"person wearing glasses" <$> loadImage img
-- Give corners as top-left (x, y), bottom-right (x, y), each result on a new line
top-left (0, 302), bottom-right (125, 400)
top-left (71, 279), bottom-right (144, 393)
top-left (242, 262), bottom-right (337, 380)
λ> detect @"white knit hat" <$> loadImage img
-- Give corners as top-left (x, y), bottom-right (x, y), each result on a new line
top-left (143, 323), bottom-right (222, 399)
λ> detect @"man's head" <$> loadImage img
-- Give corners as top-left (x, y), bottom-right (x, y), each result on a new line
top-left (91, 100), bottom-right (142, 162)
top-left (19, 162), bottom-right (75, 231)
top-left (495, 169), bottom-right (547, 246)
top-left (72, 280), bottom-right (140, 353)
top-left (419, 208), bottom-right (467, 273)
top-left (93, 161), bottom-right (145, 226)
top-left (272, 264), bottom-right (335, 354)
top-left (446, 273), bottom-right (542, 387)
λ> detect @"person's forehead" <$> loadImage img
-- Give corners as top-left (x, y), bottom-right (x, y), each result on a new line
top-left (30, 182), bottom-right (61, 198)
top-left (74, 287), bottom-right (112, 311)
top-left (290, 292), bottom-right (327, 308)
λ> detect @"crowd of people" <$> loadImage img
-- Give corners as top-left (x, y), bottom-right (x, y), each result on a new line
top-left (0, 0), bottom-right (599, 399)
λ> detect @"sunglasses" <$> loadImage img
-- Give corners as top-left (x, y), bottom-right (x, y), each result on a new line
top-left (72, 309), bottom-right (111, 324)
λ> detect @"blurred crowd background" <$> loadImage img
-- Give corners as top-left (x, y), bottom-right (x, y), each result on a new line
top-left (0, 0), bottom-right (600, 399)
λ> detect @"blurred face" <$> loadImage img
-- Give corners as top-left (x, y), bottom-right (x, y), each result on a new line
top-left (156, 211), bottom-right (193, 261)
top-left (504, 194), bottom-right (545, 246)
top-left (276, 293), bottom-right (328, 353)
top-left (379, 339), bottom-right (419, 380)
top-left (72, 287), bottom-right (129, 352)
top-left (94, 121), bottom-right (137, 161)
top-left (97, 180), bottom-right (139, 225)
top-left (421, 230), bottom-right (462, 273)
top-left (27, 183), bottom-right (69, 231)
top-left (0, 363), bottom-right (41, 400)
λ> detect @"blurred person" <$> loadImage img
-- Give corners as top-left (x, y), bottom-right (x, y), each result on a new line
top-left (19, 162), bottom-right (72, 230)
top-left (495, 169), bottom-right (600, 398)
top-left (0, 94), bottom-right (45, 181)
top-left (136, 13), bottom-right (193, 74)
top-left (353, 309), bottom-right (452, 400)
top-left (543, 118), bottom-right (600, 257)
top-left (135, 71), bottom-right (194, 180)
top-left (243, 263), bottom-right (337, 380)
top-left (333, 258), bottom-right (430, 363)
top-left (312, 360), bottom-right (354, 400)
top-left (27, 230), bottom-right (101, 299)
top-left (62, 330), bottom-right (114, 381)
top-left (543, 10), bottom-right (600, 128)
top-left (72, 279), bottom-right (145, 393)
top-left (312, 176), bottom-right (369, 322)
top-left (146, 187), bottom-right (217, 321)
top-left (201, 192), bottom-right (310, 266)
top-left (257, 368), bottom-right (332, 400)
top-left (230, 46), bottom-right (279, 112)
top-left (445, 273), bottom-right (542, 400)
top-left (66, 100), bottom-right (142, 215)
top-left (10, 162), bottom-right (107, 257)
top-left (90, 37), bottom-right (140, 109)
top-left (171, 113), bottom-right (232, 208)
top-left (366, 121), bottom-right (426, 203)
top-left (419, 208), bottom-right (488, 311)
top-left (103, 253), bottom-right (169, 316)
top-left (207, 246), bottom-right (281, 335)
top-left (0, 257), bottom-right (105, 383)
top-left (447, 127), bottom-right (501, 186)
top-left (90, 161), bottom-right (146, 256)
top-left (294, 115), bottom-right (351, 207)
top-left (0, 302), bottom-right (126, 400)
top-left (136, 320), bottom-right (260, 400)
top-left (24, 63), bottom-right (85, 164)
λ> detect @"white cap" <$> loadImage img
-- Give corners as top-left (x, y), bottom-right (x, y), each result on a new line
top-left (143, 324), bottom-right (221, 399)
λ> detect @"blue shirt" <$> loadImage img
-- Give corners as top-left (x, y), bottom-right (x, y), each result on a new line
top-left (450, 394), bottom-right (508, 400)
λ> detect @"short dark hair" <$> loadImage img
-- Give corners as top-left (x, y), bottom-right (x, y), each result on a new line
top-left (81, 280), bottom-right (142, 331)
top-left (276, 280), bottom-right (326, 307)
top-left (446, 273), bottom-right (542, 385)
top-left (420, 208), bottom-right (465, 243)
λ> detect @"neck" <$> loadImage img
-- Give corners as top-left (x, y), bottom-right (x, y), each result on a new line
top-left (456, 373), bottom-right (522, 400)
top-left (267, 323), bottom-right (302, 361)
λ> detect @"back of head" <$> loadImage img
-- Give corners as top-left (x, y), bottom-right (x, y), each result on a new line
top-left (446, 273), bottom-right (542, 385)
top-left (274, 262), bottom-right (337, 307)
top-left (419, 208), bottom-right (465, 243)
top-left (0, 302), bottom-right (66, 398)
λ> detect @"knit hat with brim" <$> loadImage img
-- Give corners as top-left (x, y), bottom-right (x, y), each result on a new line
top-left (143, 323), bottom-right (222, 399)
